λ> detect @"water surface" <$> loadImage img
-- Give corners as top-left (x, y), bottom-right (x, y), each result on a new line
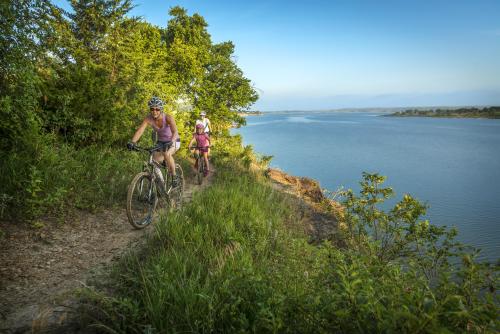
top-left (235, 111), bottom-right (500, 261)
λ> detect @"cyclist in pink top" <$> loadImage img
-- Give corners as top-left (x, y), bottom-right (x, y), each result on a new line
top-left (127, 97), bottom-right (180, 186)
top-left (188, 123), bottom-right (211, 176)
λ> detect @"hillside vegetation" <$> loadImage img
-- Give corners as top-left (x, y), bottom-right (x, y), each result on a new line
top-left (387, 107), bottom-right (500, 118)
top-left (82, 159), bottom-right (498, 333)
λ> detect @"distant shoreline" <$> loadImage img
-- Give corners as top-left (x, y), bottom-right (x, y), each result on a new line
top-left (238, 111), bottom-right (264, 116)
top-left (384, 106), bottom-right (500, 119)
top-left (238, 106), bottom-right (500, 118)
top-left (240, 105), bottom-right (499, 115)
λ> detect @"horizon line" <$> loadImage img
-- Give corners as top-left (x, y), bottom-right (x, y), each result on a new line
top-left (252, 104), bottom-right (499, 113)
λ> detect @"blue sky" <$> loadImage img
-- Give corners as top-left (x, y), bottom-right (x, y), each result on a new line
top-left (53, 0), bottom-right (500, 110)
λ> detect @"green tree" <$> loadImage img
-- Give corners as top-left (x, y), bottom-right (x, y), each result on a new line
top-left (0, 0), bottom-right (51, 150)
top-left (196, 41), bottom-right (258, 132)
top-left (40, 0), bottom-right (140, 145)
top-left (163, 7), bottom-right (258, 136)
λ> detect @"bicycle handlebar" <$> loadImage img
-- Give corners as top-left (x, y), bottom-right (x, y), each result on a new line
top-left (189, 145), bottom-right (211, 150)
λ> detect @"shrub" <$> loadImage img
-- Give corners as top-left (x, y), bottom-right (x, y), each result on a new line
top-left (0, 136), bottom-right (143, 220)
top-left (82, 166), bottom-right (498, 333)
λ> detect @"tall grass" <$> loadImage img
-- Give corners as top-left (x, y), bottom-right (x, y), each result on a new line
top-left (0, 135), bottom-right (143, 220)
top-left (84, 161), bottom-right (498, 333)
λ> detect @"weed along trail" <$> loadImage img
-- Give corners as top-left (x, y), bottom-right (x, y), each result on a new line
top-left (0, 162), bottom-right (337, 333)
top-left (0, 165), bottom-right (215, 334)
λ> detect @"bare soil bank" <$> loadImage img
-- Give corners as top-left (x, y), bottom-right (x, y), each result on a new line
top-left (266, 168), bottom-right (342, 243)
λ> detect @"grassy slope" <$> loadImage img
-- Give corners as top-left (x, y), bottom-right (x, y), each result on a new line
top-left (0, 138), bottom-right (193, 222)
top-left (84, 160), bottom-right (498, 333)
top-left (0, 142), bottom-right (143, 221)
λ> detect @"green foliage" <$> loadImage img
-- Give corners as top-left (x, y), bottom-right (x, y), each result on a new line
top-left (207, 133), bottom-right (272, 172)
top-left (194, 40), bottom-right (258, 130)
top-left (3, 0), bottom-right (258, 150)
top-left (0, 0), bottom-right (50, 151)
top-left (82, 165), bottom-right (498, 333)
top-left (388, 107), bottom-right (500, 119)
top-left (341, 173), bottom-right (467, 279)
top-left (1, 1), bottom-right (258, 221)
top-left (164, 7), bottom-right (211, 93)
top-left (0, 194), bottom-right (14, 219)
top-left (36, 2), bottom-right (257, 146)
top-left (0, 136), bottom-right (143, 220)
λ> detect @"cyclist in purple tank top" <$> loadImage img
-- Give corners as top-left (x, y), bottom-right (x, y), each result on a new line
top-left (127, 97), bottom-right (180, 186)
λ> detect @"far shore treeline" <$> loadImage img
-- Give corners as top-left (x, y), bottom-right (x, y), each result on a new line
top-left (0, 0), bottom-right (257, 220)
top-left (387, 106), bottom-right (500, 119)
top-left (237, 110), bottom-right (263, 116)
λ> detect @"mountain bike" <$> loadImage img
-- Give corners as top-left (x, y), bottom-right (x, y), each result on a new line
top-left (190, 146), bottom-right (210, 185)
top-left (126, 143), bottom-right (184, 229)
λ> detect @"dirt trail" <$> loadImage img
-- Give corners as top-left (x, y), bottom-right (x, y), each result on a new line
top-left (0, 166), bottom-right (339, 334)
top-left (0, 166), bottom-right (214, 334)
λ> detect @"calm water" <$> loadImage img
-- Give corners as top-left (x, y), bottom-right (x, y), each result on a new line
top-left (235, 111), bottom-right (500, 262)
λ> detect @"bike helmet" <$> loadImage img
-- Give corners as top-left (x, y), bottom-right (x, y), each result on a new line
top-left (195, 123), bottom-right (204, 129)
top-left (148, 96), bottom-right (164, 110)
top-left (200, 111), bottom-right (206, 116)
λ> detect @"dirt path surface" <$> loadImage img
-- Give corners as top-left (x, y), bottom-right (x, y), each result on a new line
top-left (0, 166), bottom-right (214, 334)
top-left (0, 166), bottom-right (339, 334)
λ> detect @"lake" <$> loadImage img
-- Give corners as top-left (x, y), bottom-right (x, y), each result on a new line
top-left (235, 111), bottom-right (500, 262)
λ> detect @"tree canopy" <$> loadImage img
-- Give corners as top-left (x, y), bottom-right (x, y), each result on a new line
top-left (0, 0), bottom-right (258, 150)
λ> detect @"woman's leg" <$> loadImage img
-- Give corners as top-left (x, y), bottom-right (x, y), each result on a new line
top-left (153, 151), bottom-right (164, 164)
top-left (203, 151), bottom-right (209, 174)
top-left (194, 149), bottom-right (200, 169)
top-left (151, 152), bottom-right (165, 185)
top-left (163, 145), bottom-right (176, 177)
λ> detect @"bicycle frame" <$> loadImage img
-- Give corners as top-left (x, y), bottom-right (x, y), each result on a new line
top-left (136, 144), bottom-right (174, 197)
top-left (127, 143), bottom-right (184, 229)
top-left (190, 146), bottom-right (209, 185)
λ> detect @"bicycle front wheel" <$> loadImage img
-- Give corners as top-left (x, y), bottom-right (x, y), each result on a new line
top-left (126, 172), bottom-right (157, 229)
top-left (170, 164), bottom-right (184, 209)
top-left (197, 158), bottom-right (204, 185)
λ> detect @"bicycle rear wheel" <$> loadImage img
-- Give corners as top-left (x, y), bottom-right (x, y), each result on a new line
top-left (126, 172), bottom-right (157, 229)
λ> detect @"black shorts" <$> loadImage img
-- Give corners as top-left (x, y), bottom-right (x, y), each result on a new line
top-left (157, 141), bottom-right (173, 152)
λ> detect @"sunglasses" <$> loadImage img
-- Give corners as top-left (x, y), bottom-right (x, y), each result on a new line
top-left (150, 107), bottom-right (161, 112)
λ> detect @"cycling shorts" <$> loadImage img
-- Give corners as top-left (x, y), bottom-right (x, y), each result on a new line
top-left (158, 141), bottom-right (173, 153)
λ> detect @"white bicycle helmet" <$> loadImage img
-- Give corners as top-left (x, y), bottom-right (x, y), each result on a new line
top-left (148, 96), bottom-right (164, 110)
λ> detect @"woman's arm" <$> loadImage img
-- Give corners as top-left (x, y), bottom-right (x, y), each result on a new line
top-left (131, 119), bottom-right (149, 143)
top-left (188, 136), bottom-right (196, 149)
